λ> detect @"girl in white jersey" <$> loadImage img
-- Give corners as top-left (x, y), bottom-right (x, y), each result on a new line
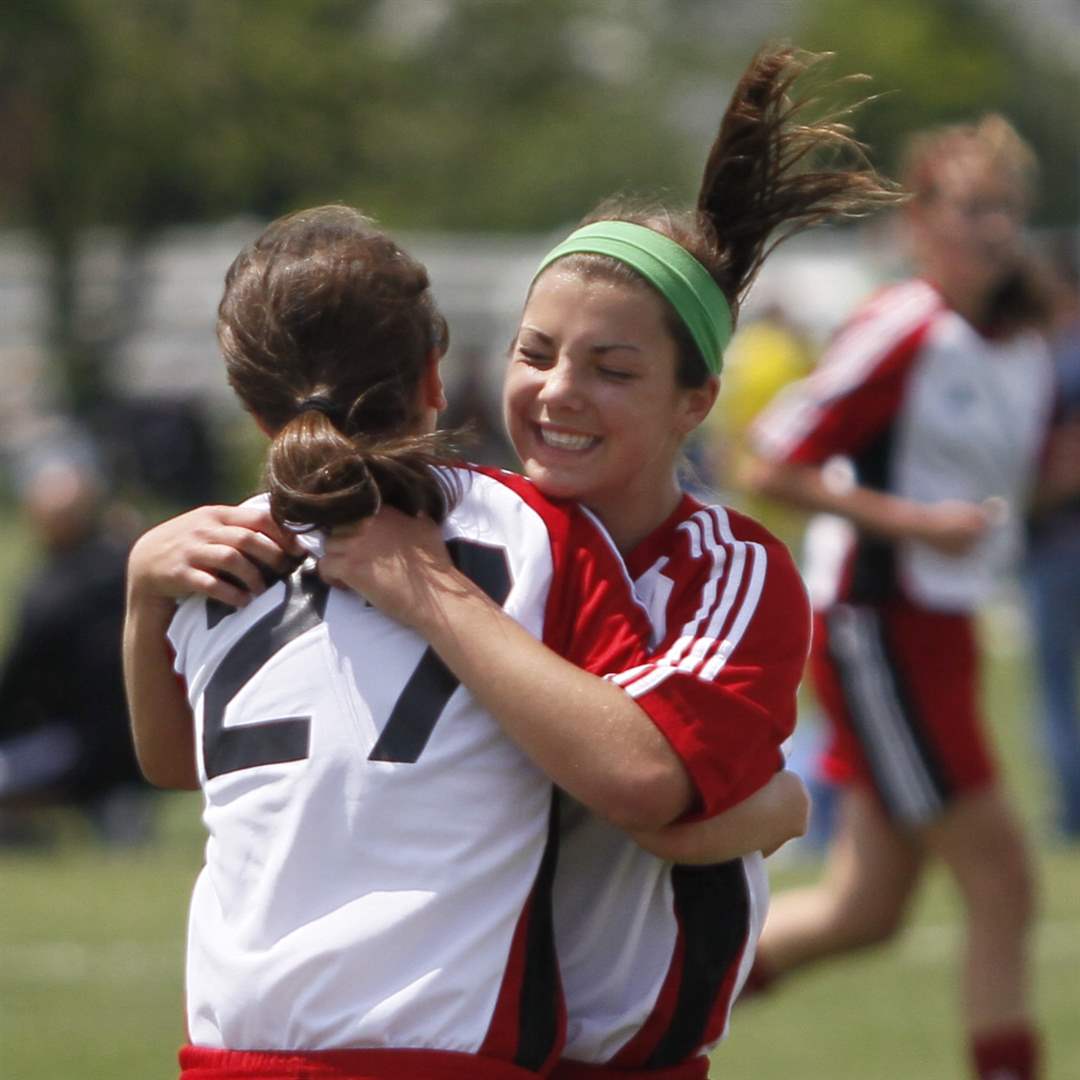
top-left (124, 207), bottom-right (806, 1080)
top-left (743, 117), bottom-right (1052, 1079)
top-left (318, 47), bottom-right (899, 1080)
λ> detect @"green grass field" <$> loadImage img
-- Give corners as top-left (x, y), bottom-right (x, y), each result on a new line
top-left (1, 515), bottom-right (1077, 1079)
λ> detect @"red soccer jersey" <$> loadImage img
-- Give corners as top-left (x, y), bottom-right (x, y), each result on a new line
top-left (553, 493), bottom-right (811, 1070)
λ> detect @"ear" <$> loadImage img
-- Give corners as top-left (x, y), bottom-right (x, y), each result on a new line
top-left (676, 375), bottom-right (720, 438)
top-left (422, 348), bottom-right (448, 413)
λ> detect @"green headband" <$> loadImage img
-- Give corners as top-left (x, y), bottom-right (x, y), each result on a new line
top-left (533, 221), bottom-right (732, 375)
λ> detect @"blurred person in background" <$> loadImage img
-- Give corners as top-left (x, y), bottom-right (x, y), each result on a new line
top-left (742, 115), bottom-right (1054, 1080)
top-left (1024, 241), bottom-right (1080, 842)
top-left (0, 442), bottom-right (152, 847)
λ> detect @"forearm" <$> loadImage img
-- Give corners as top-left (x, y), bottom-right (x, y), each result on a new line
top-left (122, 587), bottom-right (198, 790)
top-left (743, 456), bottom-right (927, 542)
top-left (631, 769), bottom-right (810, 864)
top-left (411, 572), bottom-right (693, 831)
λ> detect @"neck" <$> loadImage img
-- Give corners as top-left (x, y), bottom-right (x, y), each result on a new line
top-left (922, 267), bottom-right (992, 326)
top-left (590, 478), bottom-right (683, 554)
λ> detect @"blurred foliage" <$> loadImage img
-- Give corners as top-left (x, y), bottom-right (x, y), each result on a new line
top-left (0, 0), bottom-right (1077, 417)
top-left (2, 0), bottom-right (1075, 238)
top-left (796, 0), bottom-right (1080, 225)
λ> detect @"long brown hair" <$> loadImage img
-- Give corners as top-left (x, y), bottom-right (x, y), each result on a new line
top-left (542, 46), bottom-right (902, 386)
top-left (218, 205), bottom-right (459, 528)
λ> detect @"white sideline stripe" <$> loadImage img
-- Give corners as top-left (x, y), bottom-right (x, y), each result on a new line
top-left (4, 918), bottom-right (1079, 983)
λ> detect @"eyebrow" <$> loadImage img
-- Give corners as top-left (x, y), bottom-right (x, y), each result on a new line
top-left (518, 326), bottom-right (642, 354)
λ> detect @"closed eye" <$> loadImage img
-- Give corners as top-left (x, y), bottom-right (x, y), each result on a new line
top-left (517, 347), bottom-right (553, 367)
top-left (598, 366), bottom-right (636, 381)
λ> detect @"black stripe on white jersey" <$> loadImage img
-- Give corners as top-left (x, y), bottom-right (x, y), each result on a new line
top-left (644, 860), bottom-right (751, 1068)
top-left (825, 604), bottom-right (950, 824)
top-left (513, 793), bottom-right (563, 1071)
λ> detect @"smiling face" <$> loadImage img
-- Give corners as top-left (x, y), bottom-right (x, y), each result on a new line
top-left (503, 266), bottom-right (717, 551)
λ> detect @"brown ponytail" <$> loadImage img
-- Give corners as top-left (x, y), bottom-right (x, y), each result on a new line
top-left (559, 46), bottom-right (902, 386)
top-left (217, 205), bottom-right (460, 529)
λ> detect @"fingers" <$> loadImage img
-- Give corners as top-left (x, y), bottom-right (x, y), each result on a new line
top-left (216, 525), bottom-right (301, 578)
top-left (203, 504), bottom-right (307, 559)
top-left (186, 568), bottom-right (254, 609)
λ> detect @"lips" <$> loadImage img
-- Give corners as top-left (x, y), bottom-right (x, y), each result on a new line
top-left (536, 425), bottom-right (600, 452)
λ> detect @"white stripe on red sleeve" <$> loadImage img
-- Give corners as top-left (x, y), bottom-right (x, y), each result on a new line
top-left (613, 506), bottom-right (767, 697)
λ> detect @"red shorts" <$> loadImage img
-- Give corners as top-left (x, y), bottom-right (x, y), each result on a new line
top-left (551, 1058), bottom-right (708, 1080)
top-left (810, 599), bottom-right (996, 825)
top-left (178, 1045), bottom-right (544, 1080)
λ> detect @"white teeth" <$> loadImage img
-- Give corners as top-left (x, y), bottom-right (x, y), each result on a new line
top-left (539, 428), bottom-right (597, 451)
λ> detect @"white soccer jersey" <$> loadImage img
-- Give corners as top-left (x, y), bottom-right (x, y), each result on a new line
top-left (553, 495), bottom-right (811, 1069)
top-left (168, 467), bottom-right (651, 1069)
top-left (753, 279), bottom-right (1054, 612)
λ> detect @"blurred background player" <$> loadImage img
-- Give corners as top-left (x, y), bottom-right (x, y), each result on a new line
top-left (743, 115), bottom-right (1054, 1080)
top-left (0, 443), bottom-right (152, 847)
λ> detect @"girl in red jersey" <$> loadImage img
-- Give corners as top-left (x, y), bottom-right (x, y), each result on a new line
top-left (743, 116), bottom-right (1052, 1080)
top-left (317, 47), bottom-right (899, 1079)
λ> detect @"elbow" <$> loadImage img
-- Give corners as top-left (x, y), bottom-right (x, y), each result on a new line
top-left (135, 748), bottom-right (199, 791)
top-left (596, 761), bottom-right (693, 833)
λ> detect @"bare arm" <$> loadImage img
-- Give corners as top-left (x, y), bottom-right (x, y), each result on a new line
top-left (630, 769), bottom-right (810, 864)
top-left (319, 512), bottom-right (693, 831)
top-left (740, 455), bottom-right (994, 555)
top-left (123, 504), bottom-right (304, 789)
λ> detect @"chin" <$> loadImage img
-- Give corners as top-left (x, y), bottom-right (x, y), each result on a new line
top-left (522, 462), bottom-right (587, 501)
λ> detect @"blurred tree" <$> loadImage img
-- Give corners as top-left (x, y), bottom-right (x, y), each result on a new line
top-left (796, 0), bottom-right (1080, 225)
top-left (0, 0), bottom-right (715, 418)
top-left (0, 0), bottom-right (393, 415)
top-left (6, 0), bottom-right (1073, 421)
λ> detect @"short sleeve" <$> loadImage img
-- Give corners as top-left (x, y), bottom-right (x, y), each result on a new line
top-left (752, 281), bottom-right (940, 467)
top-left (607, 510), bottom-right (812, 818)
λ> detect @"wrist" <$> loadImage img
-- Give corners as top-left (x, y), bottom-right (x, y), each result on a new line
top-left (126, 574), bottom-right (178, 619)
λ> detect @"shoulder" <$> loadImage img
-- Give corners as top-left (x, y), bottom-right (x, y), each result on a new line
top-left (817, 279), bottom-right (944, 383)
top-left (663, 501), bottom-right (809, 651)
top-left (451, 465), bottom-right (614, 550)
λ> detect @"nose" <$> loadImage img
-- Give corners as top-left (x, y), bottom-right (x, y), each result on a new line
top-left (536, 356), bottom-right (584, 410)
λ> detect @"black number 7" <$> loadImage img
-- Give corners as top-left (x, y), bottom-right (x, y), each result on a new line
top-left (201, 540), bottom-right (512, 780)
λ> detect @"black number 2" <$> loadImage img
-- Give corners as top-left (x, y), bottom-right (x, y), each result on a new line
top-left (201, 540), bottom-right (512, 780)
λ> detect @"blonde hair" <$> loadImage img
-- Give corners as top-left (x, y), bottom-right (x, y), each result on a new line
top-left (901, 114), bottom-right (1037, 204)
